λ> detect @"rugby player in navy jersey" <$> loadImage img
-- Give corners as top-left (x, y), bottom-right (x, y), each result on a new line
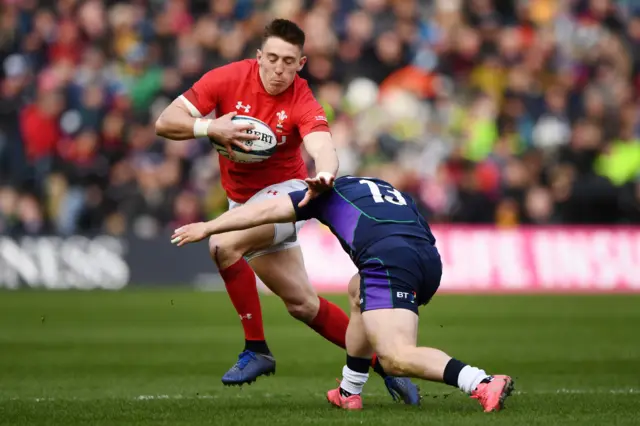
top-left (171, 176), bottom-right (514, 412)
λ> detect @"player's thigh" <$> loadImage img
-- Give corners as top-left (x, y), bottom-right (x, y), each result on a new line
top-left (248, 245), bottom-right (317, 307)
top-left (215, 179), bottom-right (306, 258)
top-left (357, 244), bottom-right (434, 346)
top-left (208, 223), bottom-right (275, 265)
top-left (361, 308), bottom-right (418, 360)
top-left (245, 179), bottom-right (308, 250)
top-left (358, 260), bottom-right (419, 356)
top-left (243, 179), bottom-right (315, 306)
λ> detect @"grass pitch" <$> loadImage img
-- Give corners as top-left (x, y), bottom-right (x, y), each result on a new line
top-left (0, 290), bottom-right (639, 425)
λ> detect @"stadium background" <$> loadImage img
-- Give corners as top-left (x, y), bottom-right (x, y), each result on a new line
top-left (1, 1), bottom-right (639, 425)
top-left (1, 0), bottom-right (639, 291)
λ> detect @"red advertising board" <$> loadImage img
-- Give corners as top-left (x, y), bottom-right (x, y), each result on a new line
top-left (295, 223), bottom-right (640, 293)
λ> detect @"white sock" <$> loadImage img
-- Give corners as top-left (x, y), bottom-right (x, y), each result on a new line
top-left (340, 365), bottom-right (369, 395)
top-left (457, 365), bottom-right (490, 394)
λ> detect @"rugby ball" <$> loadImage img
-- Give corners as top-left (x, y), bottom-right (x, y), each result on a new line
top-left (210, 115), bottom-right (277, 163)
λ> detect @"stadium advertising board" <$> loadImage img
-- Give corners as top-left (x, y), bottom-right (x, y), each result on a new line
top-left (1, 224), bottom-right (639, 292)
top-left (298, 223), bottom-right (640, 293)
top-left (0, 234), bottom-right (220, 290)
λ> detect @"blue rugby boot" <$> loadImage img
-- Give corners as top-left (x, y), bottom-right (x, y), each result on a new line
top-left (221, 350), bottom-right (276, 386)
top-left (384, 376), bottom-right (421, 405)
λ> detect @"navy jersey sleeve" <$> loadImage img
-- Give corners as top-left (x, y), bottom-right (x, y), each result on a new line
top-left (288, 189), bottom-right (324, 221)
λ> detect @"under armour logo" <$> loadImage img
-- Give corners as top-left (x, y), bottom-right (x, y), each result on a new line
top-left (267, 190), bottom-right (278, 196)
top-left (236, 102), bottom-right (251, 113)
top-left (239, 313), bottom-right (253, 320)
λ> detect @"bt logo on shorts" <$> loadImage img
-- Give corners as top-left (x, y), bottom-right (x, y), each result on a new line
top-left (396, 292), bottom-right (416, 304)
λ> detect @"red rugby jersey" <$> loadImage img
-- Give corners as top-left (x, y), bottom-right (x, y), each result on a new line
top-left (181, 59), bottom-right (329, 203)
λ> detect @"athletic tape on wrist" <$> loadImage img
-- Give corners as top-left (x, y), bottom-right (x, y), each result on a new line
top-left (193, 118), bottom-right (211, 138)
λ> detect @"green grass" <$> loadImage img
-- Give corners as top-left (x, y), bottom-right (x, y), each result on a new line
top-left (0, 291), bottom-right (639, 425)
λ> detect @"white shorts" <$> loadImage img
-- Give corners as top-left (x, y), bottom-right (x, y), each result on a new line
top-left (228, 179), bottom-right (308, 261)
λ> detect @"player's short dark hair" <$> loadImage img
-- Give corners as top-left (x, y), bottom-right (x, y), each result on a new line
top-left (263, 19), bottom-right (305, 50)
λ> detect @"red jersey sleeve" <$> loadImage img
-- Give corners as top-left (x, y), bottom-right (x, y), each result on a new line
top-left (181, 62), bottom-right (238, 117)
top-left (295, 81), bottom-right (330, 138)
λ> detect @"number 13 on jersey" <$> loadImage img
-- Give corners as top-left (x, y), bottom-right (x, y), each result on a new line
top-left (359, 179), bottom-right (407, 205)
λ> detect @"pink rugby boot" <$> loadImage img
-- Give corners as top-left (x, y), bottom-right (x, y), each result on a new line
top-left (471, 375), bottom-right (515, 412)
top-left (326, 387), bottom-right (363, 410)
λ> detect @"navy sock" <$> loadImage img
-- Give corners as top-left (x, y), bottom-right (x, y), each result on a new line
top-left (372, 357), bottom-right (387, 378)
top-left (443, 358), bottom-right (467, 387)
top-left (346, 355), bottom-right (371, 374)
top-left (244, 339), bottom-right (270, 355)
top-left (340, 355), bottom-right (370, 397)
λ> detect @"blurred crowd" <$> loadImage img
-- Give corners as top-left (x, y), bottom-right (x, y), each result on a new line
top-left (1, 0), bottom-right (640, 238)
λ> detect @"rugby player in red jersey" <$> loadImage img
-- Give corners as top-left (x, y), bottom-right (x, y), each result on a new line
top-left (155, 19), bottom-right (419, 404)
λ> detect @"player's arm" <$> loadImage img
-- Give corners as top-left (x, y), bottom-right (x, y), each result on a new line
top-left (154, 65), bottom-right (257, 154)
top-left (297, 81), bottom-right (338, 178)
top-left (303, 131), bottom-right (339, 179)
top-left (297, 84), bottom-right (339, 206)
top-left (155, 67), bottom-right (220, 140)
top-left (171, 189), bottom-right (320, 247)
top-left (300, 131), bottom-right (338, 207)
top-left (171, 196), bottom-right (297, 246)
top-left (154, 97), bottom-right (206, 140)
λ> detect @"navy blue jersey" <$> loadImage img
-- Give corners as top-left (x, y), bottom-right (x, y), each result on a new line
top-left (288, 176), bottom-right (436, 264)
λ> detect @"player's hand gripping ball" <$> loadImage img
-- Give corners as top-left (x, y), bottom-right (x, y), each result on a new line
top-left (210, 115), bottom-right (277, 163)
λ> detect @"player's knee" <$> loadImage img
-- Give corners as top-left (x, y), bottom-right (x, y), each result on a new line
top-left (284, 295), bottom-right (320, 323)
top-left (377, 347), bottom-right (412, 377)
top-left (208, 235), bottom-right (243, 269)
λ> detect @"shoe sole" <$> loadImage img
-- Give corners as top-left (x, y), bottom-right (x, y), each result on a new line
top-left (491, 377), bottom-right (515, 412)
top-left (221, 368), bottom-right (276, 387)
top-left (408, 384), bottom-right (422, 406)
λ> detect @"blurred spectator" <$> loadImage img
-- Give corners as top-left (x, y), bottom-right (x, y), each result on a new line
top-left (0, 0), bottom-right (639, 239)
top-left (13, 192), bottom-right (52, 236)
top-left (0, 185), bottom-right (18, 234)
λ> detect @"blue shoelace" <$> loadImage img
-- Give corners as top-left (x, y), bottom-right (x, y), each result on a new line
top-left (235, 350), bottom-right (257, 370)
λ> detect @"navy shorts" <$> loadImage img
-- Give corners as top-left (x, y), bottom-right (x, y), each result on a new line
top-left (358, 237), bottom-right (442, 315)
